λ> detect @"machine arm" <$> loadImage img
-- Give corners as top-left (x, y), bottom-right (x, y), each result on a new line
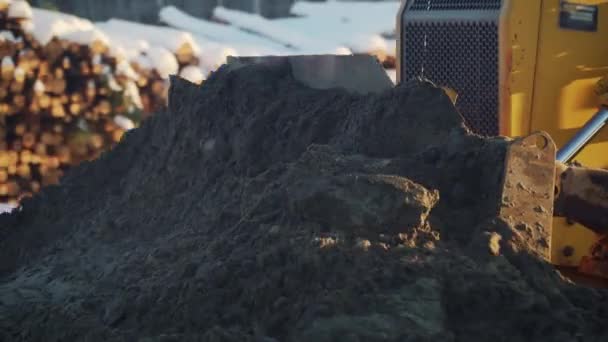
top-left (556, 106), bottom-right (608, 163)
top-left (554, 162), bottom-right (608, 235)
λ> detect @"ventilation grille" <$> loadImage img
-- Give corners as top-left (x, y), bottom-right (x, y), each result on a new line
top-left (403, 20), bottom-right (499, 136)
top-left (410, 0), bottom-right (502, 11)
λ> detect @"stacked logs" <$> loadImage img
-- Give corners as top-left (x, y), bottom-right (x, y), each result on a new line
top-left (0, 4), bottom-right (202, 204)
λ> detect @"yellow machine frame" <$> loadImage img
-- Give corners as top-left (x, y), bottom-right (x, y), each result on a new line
top-left (499, 0), bottom-right (608, 267)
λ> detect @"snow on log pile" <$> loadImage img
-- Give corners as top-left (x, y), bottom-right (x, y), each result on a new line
top-left (0, 1), bottom-right (206, 204)
top-left (95, 18), bottom-right (201, 70)
top-left (33, 8), bottom-right (207, 114)
top-left (0, 2), bottom-right (136, 204)
top-left (0, 201), bottom-right (12, 213)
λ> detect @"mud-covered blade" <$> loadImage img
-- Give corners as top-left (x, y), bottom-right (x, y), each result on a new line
top-left (498, 132), bottom-right (557, 261)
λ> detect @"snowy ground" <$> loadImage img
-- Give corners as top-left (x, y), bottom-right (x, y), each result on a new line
top-left (22, 1), bottom-right (399, 81)
top-left (0, 203), bottom-right (15, 214)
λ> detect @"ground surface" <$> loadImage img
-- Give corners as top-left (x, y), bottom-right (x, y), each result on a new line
top-left (1, 63), bottom-right (607, 341)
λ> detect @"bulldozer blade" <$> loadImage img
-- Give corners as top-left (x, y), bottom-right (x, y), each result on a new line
top-left (498, 132), bottom-right (557, 262)
top-left (226, 54), bottom-right (394, 95)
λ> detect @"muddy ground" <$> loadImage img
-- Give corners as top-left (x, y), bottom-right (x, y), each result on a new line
top-left (1, 62), bottom-right (607, 341)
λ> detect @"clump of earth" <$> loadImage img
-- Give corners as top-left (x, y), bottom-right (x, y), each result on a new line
top-left (1, 61), bottom-right (607, 342)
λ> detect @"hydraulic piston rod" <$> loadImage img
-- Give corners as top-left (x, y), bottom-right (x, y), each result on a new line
top-left (557, 107), bottom-right (608, 163)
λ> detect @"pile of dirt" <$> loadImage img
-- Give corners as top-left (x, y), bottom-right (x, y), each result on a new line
top-left (1, 61), bottom-right (607, 342)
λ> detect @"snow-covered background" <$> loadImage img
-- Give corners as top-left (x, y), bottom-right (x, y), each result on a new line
top-left (0, 203), bottom-right (13, 214)
top-left (24, 0), bottom-right (399, 83)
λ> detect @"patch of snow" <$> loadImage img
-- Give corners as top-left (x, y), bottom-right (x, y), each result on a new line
top-left (104, 32), bottom-right (150, 62)
top-left (123, 81), bottom-right (143, 111)
top-left (0, 203), bottom-right (16, 214)
top-left (385, 69), bottom-right (396, 84)
top-left (179, 65), bottom-right (205, 84)
top-left (213, 6), bottom-right (350, 55)
top-left (0, 30), bottom-right (16, 42)
top-left (8, 0), bottom-right (32, 20)
top-left (101, 64), bottom-right (112, 75)
top-left (192, 37), bottom-right (239, 71)
top-left (59, 28), bottom-right (109, 47)
top-left (13, 66), bottom-right (24, 79)
top-left (115, 59), bottom-right (140, 80)
top-left (114, 115), bottom-right (136, 131)
top-left (20, 19), bottom-right (34, 32)
top-left (107, 74), bottom-right (122, 91)
top-left (145, 46), bottom-right (178, 79)
top-left (274, 0), bottom-right (399, 55)
top-left (132, 54), bottom-right (154, 71)
top-left (33, 79), bottom-right (45, 93)
top-left (203, 44), bottom-right (237, 64)
top-left (96, 19), bottom-right (201, 56)
top-left (159, 6), bottom-right (288, 55)
top-left (290, 0), bottom-right (399, 35)
top-left (2, 56), bottom-right (14, 68)
top-left (30, 8), bottom-right (96, 45)
top-left (107, 45), bottom-right (128, 62)
top-left (348, 33), bottom-right (388, 54)
top-left (92, 54), bottom-right (102, 65)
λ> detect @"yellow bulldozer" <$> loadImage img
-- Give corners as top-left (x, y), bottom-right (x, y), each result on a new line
top-left (395, 0), bottom-right (608, 283)
top-left (227, 0), bottom-right (608, 283)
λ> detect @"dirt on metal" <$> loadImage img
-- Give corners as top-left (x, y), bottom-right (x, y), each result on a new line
top-left (1, 62), bottom-right (607, 341)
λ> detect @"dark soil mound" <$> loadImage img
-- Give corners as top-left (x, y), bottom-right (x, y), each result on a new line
top-left (1, 62), bottom-right (607, 342)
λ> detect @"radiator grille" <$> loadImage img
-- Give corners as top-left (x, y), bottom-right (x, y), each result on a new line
top-left (403, 20), bottom-right (500, 136)
top-left (410, 0), bottom-right (502, 11)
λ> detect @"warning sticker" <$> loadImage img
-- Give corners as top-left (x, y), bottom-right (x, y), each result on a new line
top-left (559, 1), bottom-right (599, 32)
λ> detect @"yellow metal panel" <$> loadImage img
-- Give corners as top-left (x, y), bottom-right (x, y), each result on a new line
top-left (529, 0), bottom-right (608, 150)
top-left (552, 219), bottom-right (600, 267)
top-left (499, 0), bottom-right (543, 137)
top-left (527, 0), bottom-right (608, 266)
